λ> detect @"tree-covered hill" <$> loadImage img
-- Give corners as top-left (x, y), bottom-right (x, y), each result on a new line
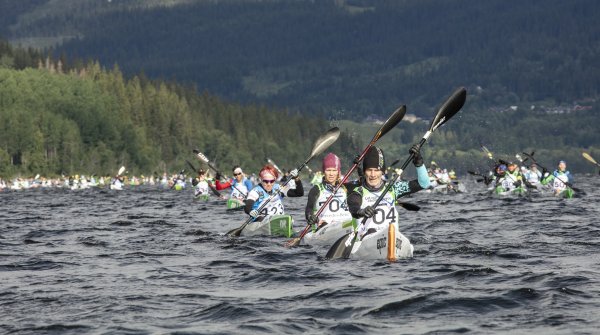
top-left (0, 40), bottom-right (359, 177)
top-left (2, 0), bottom-right (599, 119)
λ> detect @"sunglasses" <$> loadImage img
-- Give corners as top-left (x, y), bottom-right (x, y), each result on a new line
top-left (262, 179), bottom-right (276, 184)
top-left (233, 172), bottom-right (242, 176)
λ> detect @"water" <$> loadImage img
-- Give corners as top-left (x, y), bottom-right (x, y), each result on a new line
top-left (1, 178), bottom-right (599, 334)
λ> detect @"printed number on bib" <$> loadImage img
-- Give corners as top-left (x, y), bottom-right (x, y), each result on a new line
top-left (262, 202), bottom-right (284, 216)
top-left (318, 199), bottom-right (346, 213)
top-left (372, 207), bottom-right (396, 225)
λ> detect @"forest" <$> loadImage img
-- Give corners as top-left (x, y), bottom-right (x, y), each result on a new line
top-left (2, 0), bottom-right (598, 119)
top-left (0, 40), bottom-right (360, 177)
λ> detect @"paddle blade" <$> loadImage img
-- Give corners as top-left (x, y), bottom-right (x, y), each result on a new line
top-left (226, 227), bottom-right (243, 237)
top-left (398, 202), bottom-right (420, 211)
top-left (266, 158), bottom-right (284, 174)
top-left (583, 152), bottom-right (599, 165)
top-left (194, 150), bottom-right (210, 164)
top-left (373, 105), bottom-right (407, 142)
top-left (285, 237), bottom-right (301, 247)
top-left (309, 127), bottom-right (341, 158)
top-left (117, 166), bottom-right (126, 176)
top-left (430, 87), bottom-right (467, 132)
top-left (325, 232), bottom-right (353, 260)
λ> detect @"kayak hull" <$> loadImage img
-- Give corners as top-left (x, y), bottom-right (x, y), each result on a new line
top-left (227, 198), bottom-right (244, 209)
top-left (240, 215), bottom-right (295, 238)
top-left (302, 219), bottom-right (356, 247)
top-left (348, 223), bottom-right (414, 260)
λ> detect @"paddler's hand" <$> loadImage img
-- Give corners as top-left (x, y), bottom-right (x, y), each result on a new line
top-left (307, 214), bottom-right (318, 227)
top-left (513, 180), bottom-right (522, 187)
top-left (357, 206), bottom-right (375, 218)
top-left (409, 144), bottom-right (424, 167)
top-left (289, 169), bottom-right (299, 179)
top-left (215, 172), bottom-right (222, 180)
top-left (249, 209), bottom-right (259, 218)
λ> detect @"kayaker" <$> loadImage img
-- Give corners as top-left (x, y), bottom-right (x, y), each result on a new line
top-left (245, 164), bottom-right (304, 220)
top-left (541, 160), bottom-right (573, 194)
top-left (505, 162), bottom-right (524, 188)
top-left (524, 163), bottom-right (542, 185)
top-left (214, 166), bottom-right (253, 201)
top-left (304, 153), bottom-right (353, 232)
top-left (192, 169), bottom-right (220, 197)
top-left (347, 145), bottom-right (430, 241)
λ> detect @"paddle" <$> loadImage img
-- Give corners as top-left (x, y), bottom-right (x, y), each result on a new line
top-left (227, 127), bottom-right (341, 237)
top-left (285, 105), bottom-right (407, 247)
top-left (326, 87), bottom-right (467, 260)
top-left (522, 152), bottom-right (581, 192)
top-left (582, 152), bottom-right (600, 175)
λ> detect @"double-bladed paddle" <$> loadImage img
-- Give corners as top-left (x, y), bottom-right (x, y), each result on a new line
top-left (227, 127), bottom-right (341, 237)
top-left (285, 106), bottom-right (407, 247)
top-left (326, 87), bottom-right (467, 260)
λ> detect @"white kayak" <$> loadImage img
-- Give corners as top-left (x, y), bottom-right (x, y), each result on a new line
top-left (345, 223), bottom-right (414, 260)
top-left (240, 215), bottom-right (295, 238)
top-left (301, 219), bottom-right (356, 247)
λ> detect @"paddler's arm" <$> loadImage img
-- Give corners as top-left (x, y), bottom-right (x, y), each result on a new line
top-left (394, 145), bottom-right (430, 197)
top-left (347, 190), bottom-right (363, 219)
top-left (244, 189), bottom-right (259, 215)
top-left (304, 186), bottom-right (320, 220)
top-left (214, 179), bottom-right (232, 190)
top-left (286, 177), bottom-right (304, 197)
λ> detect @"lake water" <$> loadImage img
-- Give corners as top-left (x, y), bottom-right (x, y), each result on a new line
top-left (1, 178), bottom-right (599, 334)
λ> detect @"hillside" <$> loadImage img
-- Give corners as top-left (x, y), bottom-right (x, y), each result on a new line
top-left (0, 41), bottom-right (359, 177)
top-left (2, 0), bottom-right (598, 119)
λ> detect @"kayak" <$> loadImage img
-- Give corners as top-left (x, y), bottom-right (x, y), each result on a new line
top-left (301, 219), bottom-right (356, 247)
top-left (346, 223), bottom-right (413, 260)
top-left (556, 187), bottom-right (574, 199)
top-left (493, 185), bottom-right (527, 197)
top-left (227, 198), bottom-right (244, 209)
top-left (194, 194), bottom-right (210, 201)
top-left (425, 182), bottom-right (467, 194)
top-left (240, 215), bottom-right (295, 238)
